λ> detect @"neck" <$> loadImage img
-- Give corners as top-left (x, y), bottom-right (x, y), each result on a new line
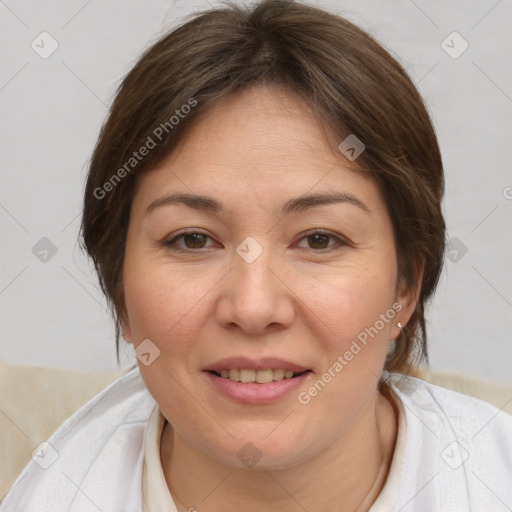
top-left (160, 390), bottom-right (397, 512)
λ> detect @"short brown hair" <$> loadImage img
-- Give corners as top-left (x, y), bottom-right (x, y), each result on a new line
top-left (80, 0), bottom-right (445, 374)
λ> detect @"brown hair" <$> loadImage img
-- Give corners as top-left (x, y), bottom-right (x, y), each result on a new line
top-left (80, 0), bottom-right (445, 375)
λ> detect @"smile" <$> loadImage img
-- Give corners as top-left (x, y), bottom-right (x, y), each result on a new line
top-left (204, 369), bottom-right (312, 404)
top-left (209, 368), bottom-right (309, 383)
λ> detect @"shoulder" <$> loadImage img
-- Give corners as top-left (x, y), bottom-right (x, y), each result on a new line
top-left (389, 372), bottom-right (512, 435)
top-left (387, 373), bottom-right (512, 511)
top-left (0, 365), bottom-right (155, 512)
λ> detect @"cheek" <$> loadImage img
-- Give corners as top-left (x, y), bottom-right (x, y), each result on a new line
top-left (294, 272), bottom-right (397, 417)
top-left (123, 268), bottom-right (214, 404)
top-left (301, 267), bottom-right (396, 345)
top-left (123, 262), bottom-right (217, 348)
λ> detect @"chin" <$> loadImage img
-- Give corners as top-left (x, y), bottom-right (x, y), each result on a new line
top-left (209, 436), bottom-right (312, 472)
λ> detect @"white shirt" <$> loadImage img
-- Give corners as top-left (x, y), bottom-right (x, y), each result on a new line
top-left (1, 366), bottom-right (511, 511)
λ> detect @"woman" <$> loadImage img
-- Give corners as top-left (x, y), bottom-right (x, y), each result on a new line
top-left (2, 1), bottom-right (511, 511)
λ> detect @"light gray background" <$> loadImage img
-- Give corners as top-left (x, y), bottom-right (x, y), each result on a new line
top-left (1, 0), bottom-right (511, 383)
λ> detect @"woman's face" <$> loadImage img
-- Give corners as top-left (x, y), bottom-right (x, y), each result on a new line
top-left (122, 85), bottom-right (415, 469)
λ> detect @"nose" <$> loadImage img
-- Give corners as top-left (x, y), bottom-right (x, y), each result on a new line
top-left (215, 242), bottom-right (296, 336)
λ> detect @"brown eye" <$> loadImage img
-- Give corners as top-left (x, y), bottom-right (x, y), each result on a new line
top-left (182, 233), bottom-right (208, 248)
top-left (297, 230), bottom-right (347, 251)
top-left (163, 231), bottom-right (214, 251)
top-left (307, 233), bottom-right (331, 249)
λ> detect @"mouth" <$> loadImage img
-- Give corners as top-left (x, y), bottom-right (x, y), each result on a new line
top-left (202, 356), bottom-right (313, 403)
top-left (206, 368), bottom-right (312, 383)
top-left (203, 367), bottom-right (313, 404)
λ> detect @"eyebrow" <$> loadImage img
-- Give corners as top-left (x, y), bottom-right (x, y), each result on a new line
top-left (144, 191), bottom-right (370, 217)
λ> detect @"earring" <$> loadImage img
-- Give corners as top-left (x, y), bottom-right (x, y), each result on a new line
top-left (397, 322), bottom-right (402, 329)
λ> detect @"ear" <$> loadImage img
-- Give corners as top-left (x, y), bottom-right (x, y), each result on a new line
top-left (121, 314), bottom-right (134, 344)
top-left (390, 258), bottom-right (425, 340)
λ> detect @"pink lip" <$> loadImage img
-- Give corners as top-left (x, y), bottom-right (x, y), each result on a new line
top-left (204, 370), bottom-right (312, 404)
top-left (203, 356), bottom-right (310, 373)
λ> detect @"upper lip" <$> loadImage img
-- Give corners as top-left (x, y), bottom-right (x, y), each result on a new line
top-left (203, 356), bottom-right (310, 373)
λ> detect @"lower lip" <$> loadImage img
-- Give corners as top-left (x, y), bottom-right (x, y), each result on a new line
top-left (204, 371), bottom-right (312, 404)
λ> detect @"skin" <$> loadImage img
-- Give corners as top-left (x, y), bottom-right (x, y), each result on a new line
top-left (122, 84), bottom-right (420, 512)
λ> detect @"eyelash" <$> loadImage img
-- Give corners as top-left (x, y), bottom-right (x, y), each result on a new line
top-left (162, 229), bottom-right (348, 253)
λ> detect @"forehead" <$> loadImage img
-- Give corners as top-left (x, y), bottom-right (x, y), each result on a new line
top-left (168, 85), bottom-right (341, 175)
top-left (132, 85), bottom-right (384, 216)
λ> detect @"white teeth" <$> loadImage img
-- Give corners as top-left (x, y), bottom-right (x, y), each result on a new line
top-left (273, 368), bottom-right (285, 380)
top-left (256, 369), bottom-right (273, 383)
top-left (240, 369), bottom-right (256, 383)
top-left (215, 368), bottom-right (306, 383)
top-left (228, 369), bottom-right (240, 381)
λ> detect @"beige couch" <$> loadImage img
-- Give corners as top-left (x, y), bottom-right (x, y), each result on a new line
top-left (1, 359), bottom-right (511, 500)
